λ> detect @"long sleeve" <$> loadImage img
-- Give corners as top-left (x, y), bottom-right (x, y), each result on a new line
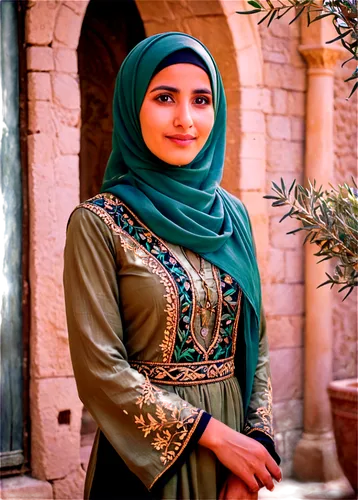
top-left (63, 208), bottom-right (210, 491)
top-left (237, 205), bottom-right (281, 464)
top-left (242, 309), bottom-right (281, 464)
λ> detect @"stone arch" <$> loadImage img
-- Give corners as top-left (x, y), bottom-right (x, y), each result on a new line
top-left (78, 0), bottom-right (145, 201)
top-left (47, 0), bottom-right (265, 198)
top-left (25, 0), bottom-right (265, 493)
top-left (136, 0), bottom-right (264, 197)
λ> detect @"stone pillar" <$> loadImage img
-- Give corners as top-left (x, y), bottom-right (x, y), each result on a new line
top-left (293, 45), bottom-right (344, 482)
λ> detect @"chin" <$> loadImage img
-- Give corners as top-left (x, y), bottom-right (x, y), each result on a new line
top-left (162, 154), bottom-right (197, 166)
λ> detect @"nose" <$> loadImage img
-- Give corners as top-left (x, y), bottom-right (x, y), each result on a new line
top-left (173, 102), bottom-right (193, 129)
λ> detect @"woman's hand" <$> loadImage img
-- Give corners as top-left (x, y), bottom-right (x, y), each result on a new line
top-left (219, 474), bottom-right (258, 500)
top-left (199, 418), bottom-right (281, 493)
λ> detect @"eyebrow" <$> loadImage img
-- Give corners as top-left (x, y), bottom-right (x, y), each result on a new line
top-left (150, 85), bottom-right (212, 95)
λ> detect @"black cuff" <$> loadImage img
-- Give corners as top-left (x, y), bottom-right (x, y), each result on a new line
top-left (151, 411), bottom-right (212, 492)
top-left (248, 430), bottom-right (281, 465)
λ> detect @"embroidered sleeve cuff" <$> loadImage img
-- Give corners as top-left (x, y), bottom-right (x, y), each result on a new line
top-left (150, 411), bottom-right (212, 492)
top-left (247, 430), bottom-right (281, 465)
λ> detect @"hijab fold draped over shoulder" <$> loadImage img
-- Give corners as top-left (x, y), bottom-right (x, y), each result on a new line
top-left (101, 32), bottom-right (261, 414)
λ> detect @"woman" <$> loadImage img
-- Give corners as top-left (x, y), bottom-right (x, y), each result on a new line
top-left (64, 32), bottom-right (281, 500)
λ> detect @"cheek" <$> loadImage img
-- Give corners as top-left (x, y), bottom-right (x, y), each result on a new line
top-left (140, 107), bottom-right (158, 150)
top-left (140, 104), bottom-right (167, 144)
top-left (198, 111), bottom-right (215, 141)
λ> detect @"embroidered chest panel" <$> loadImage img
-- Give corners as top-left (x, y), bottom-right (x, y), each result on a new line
top-left (81, 195), bottom-right (242, 381)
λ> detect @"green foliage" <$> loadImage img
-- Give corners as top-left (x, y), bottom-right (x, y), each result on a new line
top-left (264, 178), bottom-right (358, 300)
top-left (237, 0), bottom-right (358, 99)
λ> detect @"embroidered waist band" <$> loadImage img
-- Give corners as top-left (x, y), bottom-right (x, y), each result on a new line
top-left (129, 357), bottom-right (235, 386)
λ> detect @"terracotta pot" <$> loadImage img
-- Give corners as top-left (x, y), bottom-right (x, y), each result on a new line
top-left (328, 378), bottom-right (358, 494)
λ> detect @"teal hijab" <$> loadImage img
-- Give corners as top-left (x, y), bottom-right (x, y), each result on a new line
top-left (101, 32), bottom-right (261, 413)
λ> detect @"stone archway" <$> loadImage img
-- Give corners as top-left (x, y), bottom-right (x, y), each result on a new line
top-left (25, 1), bottom-right (264, 495)
top-left (78, 0), bottom-right (145, 202)
top-left (136, 0), bottom-right (264, 198)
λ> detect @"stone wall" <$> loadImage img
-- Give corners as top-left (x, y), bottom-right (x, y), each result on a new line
top-left (25, 1), bottom-right (87, 498)
top-left (332, 60), bottom-right (358, 381)
top-left (258, 16), bottom-right (306, 478)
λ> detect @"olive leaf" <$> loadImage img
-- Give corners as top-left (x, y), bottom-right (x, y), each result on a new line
top-left (236, 0), bottom-right (358, 99)
top-left (264, 178), bottom-right (358, 300)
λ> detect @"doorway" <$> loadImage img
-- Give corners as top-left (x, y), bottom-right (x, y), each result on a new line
top-left (78, 0), bottom-right (145, 202)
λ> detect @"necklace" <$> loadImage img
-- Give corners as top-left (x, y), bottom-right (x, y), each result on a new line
top-left (181, 248), bottom-right (217, 340)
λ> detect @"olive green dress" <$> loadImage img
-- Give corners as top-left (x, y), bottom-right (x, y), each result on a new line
top-left (64, 193), bottom-right (277, 500)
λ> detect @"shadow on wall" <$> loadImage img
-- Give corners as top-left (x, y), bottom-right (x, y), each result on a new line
top-left (78, 0), bottom-right (145, 202)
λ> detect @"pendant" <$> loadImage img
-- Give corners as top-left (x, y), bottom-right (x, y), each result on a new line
top-left (200, 327), bottom-right (209, 338)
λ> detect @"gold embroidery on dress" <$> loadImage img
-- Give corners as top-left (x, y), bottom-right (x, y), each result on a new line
top-left (231, 289), bottom-right (242, 356)
top-left (130, 358), bottom-right (235, 385)
top-left (244, 377), bottom-right (274, 439)
top-left (80, 198), bottom-right (178, 362)
top-left (206, 267), bottom-right (223, 357)
top-left (80, 195), bottom-right (242, 366)
top-left (178, 258), bottom-right (223, 360)
top-left (134, 377), bottom-right (201, 465)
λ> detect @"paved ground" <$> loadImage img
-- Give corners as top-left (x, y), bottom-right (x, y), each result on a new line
top-left (259, 478), bottom-right (356, 500)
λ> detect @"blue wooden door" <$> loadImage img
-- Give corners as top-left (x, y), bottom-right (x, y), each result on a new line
top-left (0, 0), bottom-right (24, 469)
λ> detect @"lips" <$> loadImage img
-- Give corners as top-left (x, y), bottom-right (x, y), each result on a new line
top-left (167, 134), bottom-right (196, 140)
top-left (166, 134), bottom-right (196, 146)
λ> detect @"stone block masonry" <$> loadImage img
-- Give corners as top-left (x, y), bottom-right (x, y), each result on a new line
top-left (258, 12), bottom-right (306, 474)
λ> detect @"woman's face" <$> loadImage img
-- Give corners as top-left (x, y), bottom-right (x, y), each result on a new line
top-left (140, 63), bottom-right (214, 166)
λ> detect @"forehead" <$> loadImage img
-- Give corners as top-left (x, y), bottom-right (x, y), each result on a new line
top-left (147, 64), bottom-right (212, 90)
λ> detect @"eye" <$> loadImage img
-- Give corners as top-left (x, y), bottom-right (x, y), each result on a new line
top-left (155, 94), bottom-right (174, 103)
top-left (193, 96), bottom-right (211, 105)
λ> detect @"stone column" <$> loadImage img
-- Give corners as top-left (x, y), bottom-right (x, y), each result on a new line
top-left (293, 45), bottom-right (344, 482)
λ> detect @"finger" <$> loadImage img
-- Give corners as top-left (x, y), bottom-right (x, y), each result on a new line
top-left (231, 487), bottom-right (252, 500)
top-left (233, 466), bottom-right (261, 494)
top-left (265, 456), bottom-right (282, 482)
top-left (226, 483), bottom-right (247, 500)
top-left (256, 478), bottom-right (264, 489)
top-left (245, 491), bottom-right (258, 500)
top-left (245, 476), bottom-right (261, 494)
top-left (236, 488), bottom-right (258, 500)
top-left (257, 470), bottom-right (275, 492)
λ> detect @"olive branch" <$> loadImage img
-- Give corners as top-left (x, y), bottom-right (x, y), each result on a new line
top-left (264, 178), bottom-right (358, 300)
top-left (237, 0), bottom-right (358, 99)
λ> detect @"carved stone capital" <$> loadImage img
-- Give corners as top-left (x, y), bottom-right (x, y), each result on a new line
top-left (299, 45), bottom-right (345, 70)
